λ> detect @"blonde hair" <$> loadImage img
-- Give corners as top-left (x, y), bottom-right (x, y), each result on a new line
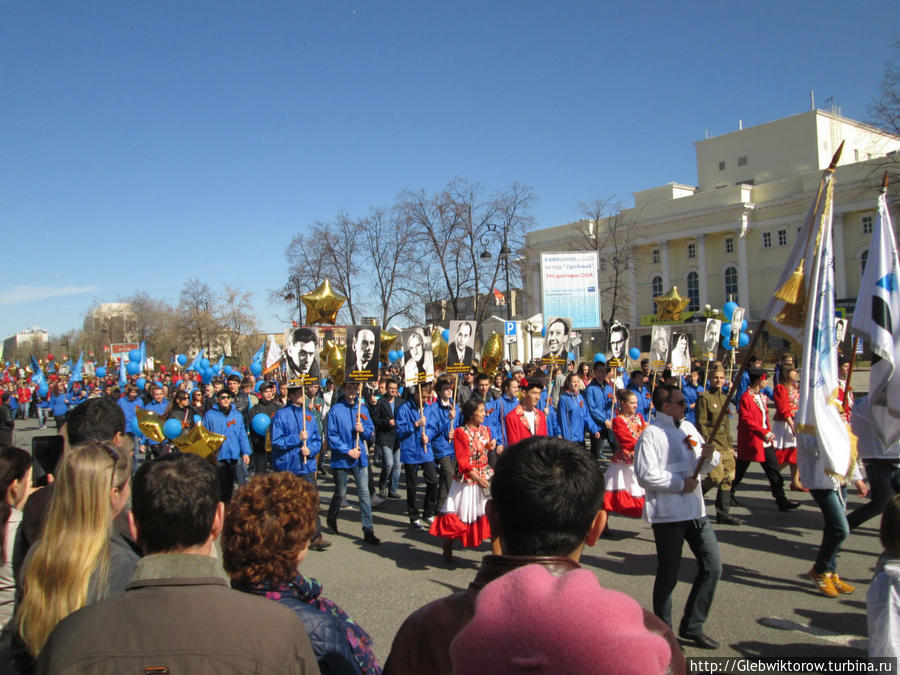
top-left (17, 440), bottom-right (132, 657)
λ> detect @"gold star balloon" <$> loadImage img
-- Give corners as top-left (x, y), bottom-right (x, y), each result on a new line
top-left (320, 339), bottom-right (346, 387)
top-left (654, 286), bottom-right (691, 322)
top-left (431, 328), bottom-right (448, 370)
top-left (136, 409), bottom-right (167, 443)
top-left (480, 333), bottom-right (503, 376)
top-left (172, 423), bottom-right (226, 461)
top-left (379, 329), bottom-right (398, 363)
top-left (301, 279), bottom-right (346, 325)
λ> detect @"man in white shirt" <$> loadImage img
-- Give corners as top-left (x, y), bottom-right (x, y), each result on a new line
top-left (635, 383), bottom-right (721, 650)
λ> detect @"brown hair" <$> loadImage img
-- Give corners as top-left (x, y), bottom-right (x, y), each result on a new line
top-left (221, 473), bottom-right (318, 584)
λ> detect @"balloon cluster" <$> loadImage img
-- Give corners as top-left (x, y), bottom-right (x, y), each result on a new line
top-left (721, 303), bottom-right (750, 351)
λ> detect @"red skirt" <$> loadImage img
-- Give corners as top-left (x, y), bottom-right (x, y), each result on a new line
top-left (775, 447), bottom-right (797, 466)
top-left (429, 479), bottom-right (492, 548)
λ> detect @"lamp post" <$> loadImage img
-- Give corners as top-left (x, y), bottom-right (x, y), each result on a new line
top-left (283, 275), bottom-right (303, 324)
top-left (479, 224), bottom-right (512, 320)
top-left (702, 304), bottom-right (720, 320)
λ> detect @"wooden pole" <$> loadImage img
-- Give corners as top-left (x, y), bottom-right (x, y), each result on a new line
top-left (704, 357), bottom-right (712, 390)
top-left (449, 376), bottom-right (459, 441)
top-left (418, 383), bottom-right (427, 448)
top-left (842, 336), bottom-right (859, 415)
top-left (354, 396), bottom-right (363, 452)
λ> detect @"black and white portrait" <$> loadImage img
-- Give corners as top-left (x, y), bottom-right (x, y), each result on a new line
top-left (542, 317), bottom-right (571, 362)
top-left (650, 325), bottom-right (671, 368)
top-left (345, 325), bottom-right (380, 383)
top-left (703, 319), bottom-right (721, 359)
top-left (670, 333), bottom-right (691, 376)
top-left (729, 307), bottom-right (745, 348)
top-left (834, 318), bottom-right (847, 343)
top-left (607, 322), bottom-right (629, 367)
top-left (403, 328), bottom-right (434, 387)
top-left (447, 320), bottom-right (476, 373)
top-left (285, 326), bottom-right (319, 386)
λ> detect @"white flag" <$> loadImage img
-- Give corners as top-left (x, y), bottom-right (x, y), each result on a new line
top-left (850, 183), bottom-right (900, 447)
top-left (263, 336), bottom-right (283, 375)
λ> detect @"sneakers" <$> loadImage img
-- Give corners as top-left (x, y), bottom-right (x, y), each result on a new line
top-left (387, 492), bottom-right (403, 500)
top-left (716, 513), bottom-right (744, 526)
top-left (831, 573), bottom-right (855, 594)
top-left (807, 568), bottom-right (839, 598)
top-left (425, 515), bottom-right (436, 525)
top-left (411, 518), bottom-right (429, 530)
top-left (363, 530), bottom-right (381, 545)
top-left (371, 493), bottom-right (385, 507)
top-left (309, 535), bottom-right (332, 551)
top-left (379, 486), bottom-right (388, 499)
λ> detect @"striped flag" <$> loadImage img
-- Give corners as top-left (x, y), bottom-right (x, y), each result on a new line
top-left (850, 179), bottom-right (900, 447)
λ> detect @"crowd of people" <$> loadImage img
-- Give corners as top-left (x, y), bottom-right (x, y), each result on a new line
top-left (0, 343), bottom-right (896, 672)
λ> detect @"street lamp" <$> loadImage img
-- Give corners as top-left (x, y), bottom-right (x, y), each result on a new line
top-left (702, 304), bottom-right (720, 319)
top-left (479, 224), bottom-right (512, 320)
top-left (283, 275), bottom-right (302, 324)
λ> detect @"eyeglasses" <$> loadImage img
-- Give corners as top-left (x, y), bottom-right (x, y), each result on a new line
top-left (217, 394), bottom-right (232, 400)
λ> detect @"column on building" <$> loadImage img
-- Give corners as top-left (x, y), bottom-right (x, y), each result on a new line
top-left (696, 234), bottom-right (708, 308)
top-left (660, 240), bottom-right (671, 290)
top-left (628, 250), bottom-right (638, 326)
top-left (832, 212), bottom-right (847, 299)
top-left (737, 208), bottom-right (752, 314)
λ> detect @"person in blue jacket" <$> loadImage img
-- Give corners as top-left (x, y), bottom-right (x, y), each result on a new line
top-left (626, 370), bottom-right (652, 420)
top-left (50, 381), bottom-right (70, 429)
top-left (537, 377), bottom-right (560, 437)
top-left (396, 382), bottom-right (439, 530)
top-left (325, 381), bottom-right (381, 546)
top-left (584, 362), bottom-right (615, 459)
top-left (426, 377), bottom-right (462, 514)
top-left (556, 374), bottom-right (601, 444)
top-left (271, 384), bottom-right (331, 551)
top-left (143, 385), bottom-right (169, 458)
top-left (202, 388), bottom-right (251, 503)
top-left (485, 376), bottom-right (520, 452)
top-left (682, 369), bottom-right (705, 426)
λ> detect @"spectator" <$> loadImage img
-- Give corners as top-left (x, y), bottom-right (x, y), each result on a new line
top-left (0, 447), bottom-right (32, 637)
top-left (867, 495), bottom-right (900, 661)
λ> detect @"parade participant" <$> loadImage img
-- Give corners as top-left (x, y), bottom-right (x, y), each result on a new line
top-left (225, 373), bottom-right (249, 419)
top-left (696, 368), bottom-right (741, 525)
top-left (426, 377), bottom-right (461, 515)
top-left (488, 373), bottom-right (503, 401)
top-left (165, 389), bottom-right (199, 435)
top-left (247, 381), bottom-right (281, 476)
top-left (271, 384), bottom-right (330, 551)
top-left (15, 381), bottom-right (32, 422)
top-left (504, 378), bottom-right (548, 445)
top-left (372, 378), bottom-right (402, 500)
top-left (0, 395), bottom-right (13, 447)
top-left (837, 357), bottom-right (854, 420)
top-left (848, 396), bottom-right (900, 530)
top-left (470, 373), bottom-right (492, 405)
top-left (732, 369), bottom-right (800, 512)
top-left (36, 388), bottom-right (51, 430)
top-left (772, 367), bottom-right (803, 491)
top-left (117, 383), bottom-right (144, 457)
top-left (485, 376), bottom-right (520, 455)
top-left (396, 383), bottom-right (439, 530)
top-left (189, 387), bottom-right (205, 414)
top-left (867, 495), bottom-right (900, 661)
top-left (635, 384), bottom-right (721, 650)
top-left (223, 473), bottom-right (378, 674)
top-left (681, 369), bottom-right (704, 426)
top-left (430, 397), bottom-right (494, 563)
top-left (584, 362), bottom-right (615, 460)
top-left (605, 389), bottom-right (646, 518)
top-left (325, 382), bottom-right (381, 545)
top-left (627, 370), bottom-right (652, 419)
top-left (49, 381), bottom-right (70, 430)
top-left (577, 362), bottom-right (591, 388)
top-left (201, 389), bottom-right (251, 503)
top-left (143, 385), bottom-right (169, 458)
top-left (556, 374), bottom-right (601, 444)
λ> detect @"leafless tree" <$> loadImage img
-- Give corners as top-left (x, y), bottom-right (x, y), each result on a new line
top-left (219, 285), bottom-right (259, 361)
top-left (870, 37), bottom-right (900, 136)
top-left (177, 279), bottom-right (220, 354)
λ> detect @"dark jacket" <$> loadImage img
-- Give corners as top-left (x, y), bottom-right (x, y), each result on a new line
top-left (248, 399), bottom-right (282, 454)
top-left (370, 396), bottom-right (399, 449)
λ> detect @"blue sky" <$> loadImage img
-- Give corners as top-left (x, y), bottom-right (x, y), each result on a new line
top-left (1, 1), bottom-right (896, 339)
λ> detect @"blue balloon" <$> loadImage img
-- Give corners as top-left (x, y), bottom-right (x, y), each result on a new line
top-left (628, 347), bottom-right (641, 361)
top-left (254, 381), bottom-right (262, 392)
top-left (593, 352), bottom-right (606, 363)
top-left (251, 413), bottom-right (271, 435)
top-left (135, 377), bottom-right (146, 390)
top-left (193, 414), bottom-right (202, 424)
top-left (199, 358), bottom-right (210, 370)
top-left (126, 362), bottom-right (141, 376)
top-left (95, 366), bottom-right (106, 378)
top-left (541, 326), bottom-right (546, 337)
top-left (721, 336), bottom-right (734, 351)
top-left (129, 416), bottom-right (140, 435)
top-left (163, 418), bottom-right (183, 440)
top-left (741, 319), bottom-right (748, 332)
top-left (39, 383), bottom-right (49, 396)
top-left (720, 322), bottom-right (733, 338)
top-left (202, 370), bottom-right (213, 384)
top-left (177, 354), bottom-right (188, 366)
top-left (250, 362), bottom-right (262, 376)
top-left (723, 302), bottom-right (738, 321)
top-left (739, 332), bottom-right (750, 348)
top-left (128, 349), bottom-right (141, 363)
top-left (224, 365), bottom-right (233, 376)
top-left (441, 329), bottom-right (450, 342)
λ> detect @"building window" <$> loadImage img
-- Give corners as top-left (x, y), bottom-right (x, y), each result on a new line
top-left (651, 276), bottom-right (663, 309)
top-left (686, 272), bottom-right (700, 311)
top-left (861, 250), bottom-right (868, 277)
top-left (737, 155), bottom-right (748, 166)
top-left (762, 232), bottom-right (772, 248)
top-left (725, 237), bottom-right (734, 253)
top-left (778, 229), bottom-right (787, 246)
top-left (724, 266), bottom-right (738, 302)
top-left (718, 161), bottom-right (725, 171)
top-left (652, 248), bottom-right (660, 264)
top-left (599, 258), bottom-right (607, 272)
top-left (687, 242), bottom-right (696, 259)
top-left (862, 215), bottom-right (873, 234)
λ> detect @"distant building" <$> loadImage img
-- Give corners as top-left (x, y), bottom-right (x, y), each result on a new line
top-left (425, 289), bottom-right (521, 324)
top-left (2, 326), bottom-right (50, 363)
top-left (83, 303), bottom-right (138, 346)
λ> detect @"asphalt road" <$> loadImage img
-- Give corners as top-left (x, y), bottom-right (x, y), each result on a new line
top-left (9, 410), bottom-right (882, 666)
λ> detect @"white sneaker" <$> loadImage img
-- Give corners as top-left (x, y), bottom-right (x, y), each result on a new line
top-left (370, 493), bottom-right (385, 507)
top-left (411, 518), bottom-right (429, 530)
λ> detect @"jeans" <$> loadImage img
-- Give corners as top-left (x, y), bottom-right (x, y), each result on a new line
top-left (405, 461), bottom-right (438, 522)
top-left (380, 445), bottom-right (401, 493)
top-left (435, 454), bottom-right (457, 512)
top-left (847, 459), bottom-right (900, 530)
top-left (810, 488), bottom-right (850, 574)
top-left (18, 402), bottom-right (30, 420)
top-left (327, 465), bottom-right (373, 531)
top-left (37, 407), bottom-right (50, 428)
top-left (651, 516), bottom-right (722, 635)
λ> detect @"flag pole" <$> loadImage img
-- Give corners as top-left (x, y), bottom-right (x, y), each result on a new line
top-left (301, 385), bottom-right (308, 468)
top-left (842, 337), bottom-right (859, 416)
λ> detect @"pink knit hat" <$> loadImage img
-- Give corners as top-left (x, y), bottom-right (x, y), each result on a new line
top-left (449, 564), bottom-right (671, 674)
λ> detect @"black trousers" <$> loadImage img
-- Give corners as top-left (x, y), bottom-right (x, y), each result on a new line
top-left (435, 455), bottom-right (457, 512)
top-left (405, 461), bottom-right (438, 521)
top-left (732, 445), bottom-right (787, 505)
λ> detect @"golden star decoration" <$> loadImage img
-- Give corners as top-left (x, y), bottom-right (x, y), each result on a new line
top-left (480, 333), bottom-right (503, 376)
top-left (136, 409), bottom-right (167, 443)
top-left (172, 423), bottom-right (227, 461)
top-left (379, 330), bottom-right (398, 363)
top-left (654, 286), bottom-right (691, 322)
top-left (301, 279), bottom-right (346, 325)
top-left (320, 340), bottom-right (346, 387)
top-left (431, 328), bottom-right (448, 369)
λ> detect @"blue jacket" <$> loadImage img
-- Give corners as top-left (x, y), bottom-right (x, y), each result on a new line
top-left (425, 400), bottom-right (461, 460)
top-left (584, 380), bottom-right (615, 428)
top-left (556, 391), bottom-right (599, 442)
top-left (202, 405), bottom-right (251, 461)
top-left (326, 396), bottom-right (373, 469)
top-left (486, 394), bottom-right (520, 448)
top-left (396, 397), bottom-right (434, 465)
top-left (271, 404), bottom-right (321, 476)
top-left (144, 400), bottom-right (169, 445)
top-left (537, 390), bottom-right (560, 437)
top-left (682, 382), bottom-right (704, 425)
top-left (67, 390), bottom-right (87, 408)
top-left (50, 394), bottom-right (69, 416)
top-left (627, 384), bottom-right (652, 419)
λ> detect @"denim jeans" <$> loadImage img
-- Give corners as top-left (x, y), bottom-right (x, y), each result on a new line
top-left (327, 465), bottom-right (373, 531)
top-left (380, 445), bottom-right (401, 493)
top-left (18, 402), bottom-right (30, 420)
top-left (847, 459), bottom-right (900, 530)
top-left (810, 488), bottom-right (850, 573)
top-left (651, 516), bottom-right (722, 635)
top-left (37, 407), bottom-right (50, 428)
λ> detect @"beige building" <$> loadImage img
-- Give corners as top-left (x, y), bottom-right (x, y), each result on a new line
top-left (523, 109), bottom-right (900, 354)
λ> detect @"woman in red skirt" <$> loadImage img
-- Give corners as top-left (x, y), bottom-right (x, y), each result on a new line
top-left (605, 389), bottom-right (647, 517)
top-left (773, 367), bottom-right (804, 491)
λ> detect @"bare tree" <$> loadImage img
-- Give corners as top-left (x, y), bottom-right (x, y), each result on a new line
top-left (122, 291), bottom-right (178, 359)
top-left (870, 37), bottom-right (900, 136)
top-left (219, 285), bottom-right (259, 361)
top-left (177, 279), bottom-right (220, 354)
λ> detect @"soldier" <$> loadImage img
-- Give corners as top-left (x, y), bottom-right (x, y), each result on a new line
top-left (696, 367), bottom-right (741, 526)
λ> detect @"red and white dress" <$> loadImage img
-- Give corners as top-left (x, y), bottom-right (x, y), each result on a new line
top-left (604, 413), bottom-right (647, 518)
top-left (772, 383), bottom-right (798, 465)
top-left (430, 424), bottom-right (493, 547)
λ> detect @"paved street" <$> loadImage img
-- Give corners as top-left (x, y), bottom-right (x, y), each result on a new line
top-left (9, 411), bottom-right (881, 665)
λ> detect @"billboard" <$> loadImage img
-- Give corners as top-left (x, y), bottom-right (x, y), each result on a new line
top-left (539, 252), bottom-right (601, 330)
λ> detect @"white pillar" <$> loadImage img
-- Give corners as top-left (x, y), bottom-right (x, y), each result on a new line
top-left (628, 253), bottom-right (638, 326)
top-left (660, 240), bottom-right (671, 290)
top-left (696, 234), bottom-right (708, 308)
top-left (832, 212), bottom-right (847, 299)
top-left (737, 231), bottom-right (751, 313)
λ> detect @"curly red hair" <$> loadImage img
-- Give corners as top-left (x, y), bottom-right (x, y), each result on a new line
top-left (221, 473), bottom-right (318, 584)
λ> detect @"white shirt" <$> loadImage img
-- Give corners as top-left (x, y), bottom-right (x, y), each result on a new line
top-left (522, 409), bottom-right (536, 434)
top-left (868, 556), bottom-right (900, 661)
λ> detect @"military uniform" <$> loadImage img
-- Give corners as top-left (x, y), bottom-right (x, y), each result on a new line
top-left (696, 387), bottom-right (740, 524)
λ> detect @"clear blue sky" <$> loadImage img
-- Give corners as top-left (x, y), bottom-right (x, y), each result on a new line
top-left (1, 0), bottom-right (896, 341)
